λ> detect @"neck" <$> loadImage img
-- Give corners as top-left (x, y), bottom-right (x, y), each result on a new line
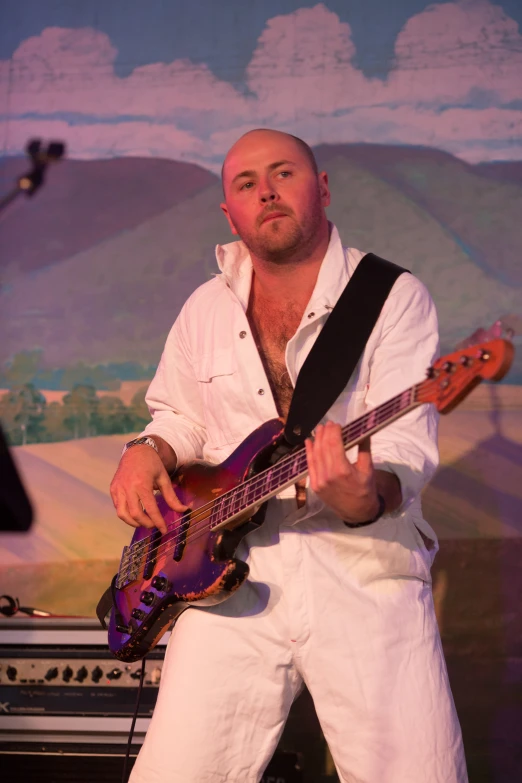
top-left (250, 220), bottom-right (330, 305)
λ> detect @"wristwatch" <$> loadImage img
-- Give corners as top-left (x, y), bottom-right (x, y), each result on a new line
top-left (121, 436), bottom-right (159, 457)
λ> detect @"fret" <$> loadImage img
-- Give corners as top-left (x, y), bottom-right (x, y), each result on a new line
top-left (234, 483), bottom-right (248, 514)
top-left (341, 390), bottom-right (416, 451)
top-left (209, 496), bottom-right (224, 530)
top-left (230, 486), bottom-right (242, 516)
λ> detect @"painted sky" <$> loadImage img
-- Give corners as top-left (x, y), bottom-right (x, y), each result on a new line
top-left (1, 0), bottom-right (522, 169)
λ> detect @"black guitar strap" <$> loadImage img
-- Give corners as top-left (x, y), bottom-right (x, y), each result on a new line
top-left (283, 253), bottom-right (409, 447)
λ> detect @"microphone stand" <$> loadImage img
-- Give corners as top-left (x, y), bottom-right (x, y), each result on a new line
top-left (0, 138), bottom-right (65, 216)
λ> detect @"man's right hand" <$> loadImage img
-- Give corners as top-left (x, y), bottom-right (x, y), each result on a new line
top-left (110, 443), bottom-right (188, 535)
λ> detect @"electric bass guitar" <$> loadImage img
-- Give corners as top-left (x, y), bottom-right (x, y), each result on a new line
top-left (107, 338), bottom-right (513, 662)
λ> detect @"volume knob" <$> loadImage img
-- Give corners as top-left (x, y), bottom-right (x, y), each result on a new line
top-left (151, 576), bottom-right (169, 592)
top-left (140, 591), bottom-right (155, 606)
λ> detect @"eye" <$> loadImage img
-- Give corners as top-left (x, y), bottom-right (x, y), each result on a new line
top-left (240, 181), bottom-right (255, 191)
top-left (278, 170), bottom-right (292, 178)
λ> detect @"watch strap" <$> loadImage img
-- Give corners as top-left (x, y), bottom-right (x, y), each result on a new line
top-left (121, 436), bottom-right (159, 457)
top-left (344, 493), bottom-right (386, 529)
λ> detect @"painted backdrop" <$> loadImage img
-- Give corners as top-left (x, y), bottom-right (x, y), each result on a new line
top-left (1, 2), bottom-right (521, 780)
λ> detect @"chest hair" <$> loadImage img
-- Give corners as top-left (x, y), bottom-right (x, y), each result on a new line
top-left (247, 297), bottom-right (304, 419)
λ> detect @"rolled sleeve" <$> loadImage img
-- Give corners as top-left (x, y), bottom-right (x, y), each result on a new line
top-left (365, 274), bottom-right (440, 510)
top-left (141, 311), bottom-right (207, 466)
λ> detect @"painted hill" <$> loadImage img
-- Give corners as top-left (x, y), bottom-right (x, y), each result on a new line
top-left (315, 144), bottom-right (522, 286)
top-left (1, 145), bottom-right (521, 379)
top-left (475, 161), bottom-right (522, 187)
top-left (0, 181), bottom-right (233, 367)
top-left (0, 156), bottom-right (217, 280)
top-left (323, 157), bottom-right (521, 349)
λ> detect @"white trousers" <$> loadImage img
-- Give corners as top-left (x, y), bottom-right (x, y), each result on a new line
top-left (130, 500), bottom-right (468, 783)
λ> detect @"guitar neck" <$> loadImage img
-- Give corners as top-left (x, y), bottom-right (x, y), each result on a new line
top-left (210, 383), bottom-right (423, 529)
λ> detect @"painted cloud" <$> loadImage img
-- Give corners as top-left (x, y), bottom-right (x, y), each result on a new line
top-left (0, 1), bottom-right (521, 167)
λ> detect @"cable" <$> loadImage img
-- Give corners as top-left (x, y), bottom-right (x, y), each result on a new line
top-left (122, 656), bottom-right (147, 783)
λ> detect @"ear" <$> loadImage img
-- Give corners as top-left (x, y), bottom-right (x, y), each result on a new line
top-left (220, 202), bottom-right (239, 236)
top-left (318, 171), bottom-right (331, 208)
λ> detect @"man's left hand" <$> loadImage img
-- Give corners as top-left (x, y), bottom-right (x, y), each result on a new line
top-left (305, 421), bottom-right (387, 524)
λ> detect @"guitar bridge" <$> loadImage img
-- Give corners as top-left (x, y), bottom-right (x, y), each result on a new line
top-left (143, 529), bottom-right (162, 580)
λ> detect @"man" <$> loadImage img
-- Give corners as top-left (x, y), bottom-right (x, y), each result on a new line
top-left (111, 129), bottom-right (467, 782)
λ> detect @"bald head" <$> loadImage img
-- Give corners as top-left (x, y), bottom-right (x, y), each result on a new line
top-left (219, 127), bottom-right (330, 266)
top-left (221, 129), bottom-right (318, 194)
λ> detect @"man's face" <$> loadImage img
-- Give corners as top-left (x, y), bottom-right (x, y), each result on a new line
top-left (220, 131), bottom-right (330, 264)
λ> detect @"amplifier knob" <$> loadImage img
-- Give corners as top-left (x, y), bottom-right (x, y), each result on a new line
top-left (44, 667), bottom-right (59, 681)
top-left (140, 591), bottom-right (155, 606)
top-left (91, 666), bottom-right (103, 683)
top-left (6, 665), bottom-right (17, 681)
top-left (62, 666), bottom-right (73, 683)
top-left (107, 668), bottom-right (123, 680)
top-left (75, 666), bottom-right (88, 683)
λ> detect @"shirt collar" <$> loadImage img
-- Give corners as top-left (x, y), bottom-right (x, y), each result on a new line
top-left (214, 223), bottom-right (357, 311)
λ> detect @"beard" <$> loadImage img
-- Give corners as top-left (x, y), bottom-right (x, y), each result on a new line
top-left (236, 192), bottom-right (324, 266)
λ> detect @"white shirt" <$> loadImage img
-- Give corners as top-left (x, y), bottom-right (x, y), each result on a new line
top-left (143, 224), bottom-right (439, 539)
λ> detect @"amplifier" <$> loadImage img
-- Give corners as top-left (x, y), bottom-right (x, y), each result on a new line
top-left (0, 616), bottom-right (166, 743)
top-left (0, 617), bottom-right (306, 781)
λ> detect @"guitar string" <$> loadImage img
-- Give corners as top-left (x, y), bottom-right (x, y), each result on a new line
top-left (119, 384), bottom-right (428, 578)
top-left (124, 364), bottom-right (472, 578)
top-left (120, 386), bottom-right (440, 585)
top-left (118, 385), bottom-right (417, 572)
top-left (121, 349), bottom-right (491, 572)
top-left (119, 384), bottom-right (431, 580)
top-left (119, 383), bottom-right (439, 580)
top-left (124, 401), bottom-right (419, 574)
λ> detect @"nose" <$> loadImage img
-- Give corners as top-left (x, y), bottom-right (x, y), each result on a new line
top-left (259, 180), bottom-right (278, 203)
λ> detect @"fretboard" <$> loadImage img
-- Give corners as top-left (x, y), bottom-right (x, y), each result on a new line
top-left (209, 383), bottom-right (423, 529)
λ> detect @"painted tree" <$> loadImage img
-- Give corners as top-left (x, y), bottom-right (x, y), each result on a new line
top-left (95, 395), bottom-right (134, 434)
top-left (0, 384), bottom-right (46, 445)
top-left (128, 386), bottom-right (150, 431)
top-left (62, 384), bottom-right (99, 439)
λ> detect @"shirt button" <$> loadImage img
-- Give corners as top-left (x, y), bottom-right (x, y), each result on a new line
top-left (257, 388), bottom-right (265, 395)
top-left (307, 312), bottom-right (315, 319)
top-left (239, 331), bottom-right (247, 338)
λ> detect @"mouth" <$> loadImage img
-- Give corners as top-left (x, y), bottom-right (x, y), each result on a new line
top-left (261, 212), bottom-right (288, 225)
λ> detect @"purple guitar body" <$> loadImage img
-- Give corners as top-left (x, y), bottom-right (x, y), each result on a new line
top-left (107, 338), bottom-right (513, 662)
top-left (108, 418), bottom-right (284, 662)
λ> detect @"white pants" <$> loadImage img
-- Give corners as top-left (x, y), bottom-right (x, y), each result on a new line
top-left (130, 500), bottom-right (468, 783)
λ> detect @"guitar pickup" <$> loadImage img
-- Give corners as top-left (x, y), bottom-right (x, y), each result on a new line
top-left (173, 512), bottom-right (190, 562)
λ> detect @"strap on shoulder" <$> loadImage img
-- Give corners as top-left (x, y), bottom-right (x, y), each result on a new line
top-left (283, 253), bottom-right (408, 446)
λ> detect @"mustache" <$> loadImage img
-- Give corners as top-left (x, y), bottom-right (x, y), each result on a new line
top-left (258, 206), bottom-right (293, 226)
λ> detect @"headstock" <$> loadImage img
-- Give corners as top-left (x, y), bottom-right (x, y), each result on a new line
top-left (418, 339), bottom-right (515, 414)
